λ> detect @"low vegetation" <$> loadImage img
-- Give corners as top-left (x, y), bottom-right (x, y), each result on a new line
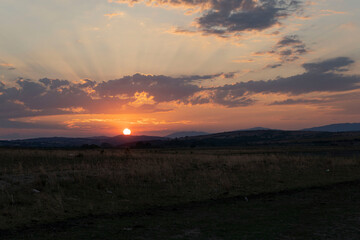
top-left (1, 146), bottom-right (360, 231)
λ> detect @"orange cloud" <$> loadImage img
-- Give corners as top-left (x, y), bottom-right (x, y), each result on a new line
top-left (104, 12), bottom-right (125, 19)
top-left (111, 0), bottom-right (210, 10)
top-left (128, 92), bottom-right (156, 107)
top-left (166, 27), bottom-right (198, 35)
top-left (0, 63), bottom-right (15, 70)
top-left (232, 59), bottom-right (255, 63)
top-left (320, 9), bottom-right (347, 16)
top-left (339, 22), bottom-right (358, 31)
top-left (58, 107), bottom-right (86, 113)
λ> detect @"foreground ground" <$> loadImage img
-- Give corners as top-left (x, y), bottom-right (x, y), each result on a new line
top-left (1, 146), bottom-right (360, 239)
top-left (2, 180), bottom-right (360, 239)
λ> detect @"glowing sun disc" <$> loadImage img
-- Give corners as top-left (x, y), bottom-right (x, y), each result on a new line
top-left (123, 128), bottom-right (131, 135)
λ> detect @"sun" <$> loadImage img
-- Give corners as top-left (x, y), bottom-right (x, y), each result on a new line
top-left (123, 128), bottom-right (131, 135)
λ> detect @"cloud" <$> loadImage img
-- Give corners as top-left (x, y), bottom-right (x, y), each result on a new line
top-left (104, 12), bottom-right (125, 19)
top-left (115, 0), bottom-right (302, 37)
top-left (39, 78), bottom-right (70, 89)
top-left (232, 59), bottom-right (255, 63)
top-left (224, 57), bottom-right (359, 95)
top-left (0, 57), bottom-right (359, 127)
top-left (266, 63), bottom-right (283, 68)
top-left (167, 27), bottom-right (198, 35)
top-left (185, 57), bottom-right (359, 107)
top-left (277, 35), bottom-right (303, 47)
top-left (0, 63), bottom-right (16, 70)
top-left (0, 73), bottom-right (229, 122)
top-left (257, 34), bottom-right (309, 67)
top-left (197, 0), bottom-right (301, 37)
top-left (302, 57), bottom-right (354, 73)
top-left (320, 9), bottom-right (347, 16)
top-left (96, 73), bottom-right (202, 102)
top-left (0, 79), bottom-right (92, 119)
top-left (269, 98), bottom-right (323, 105)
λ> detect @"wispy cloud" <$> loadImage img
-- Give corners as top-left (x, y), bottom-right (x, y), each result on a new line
top-left (104, 12), bottom-right (125, 19)
top-left (320, 9), bottom-right (347, 16)
top-left (0, 63), bottom-right (16, 70)
top-left (269, 98), bottom-right (324, 105)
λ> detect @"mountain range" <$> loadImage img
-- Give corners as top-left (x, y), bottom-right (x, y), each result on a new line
top-left (165, 131), bottom-right (209, 138)
top-left (0, 123), bottom-right (360, 148)
top-left (0, 135), bottom-right (164, 148)
top-left (302, 123), bottom-right (360, 132)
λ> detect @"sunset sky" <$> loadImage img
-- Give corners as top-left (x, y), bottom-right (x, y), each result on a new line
top-left (1, 0), bottom-right (360, 139)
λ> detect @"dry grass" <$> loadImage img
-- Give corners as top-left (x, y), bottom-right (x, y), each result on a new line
top-left (1, 147), bottom-right (360, 229)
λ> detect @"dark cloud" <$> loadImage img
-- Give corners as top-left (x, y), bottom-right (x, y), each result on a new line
top-left (302, 57), bottom-right (355, 73)
top-left (0, 73), bottom-right (230, 123)
top-left (276, 35), bottom-right (308, 59)
top-left (223, 72), bottom-right (238, 78)
top-left (96, 73), bottom-right (202, 102)
top-left (269, 98), bottom-right (323, 105)
top-left (0, 78), bottom-right (103, 120)
top-left (258, 34), bottom-right (308, 67)
top-left (187, 57), bottom-right (357, 106)
top-left (223, 57), bottom-right (359, 95)
top-left (266, 63), bottom-right (283, 68)
top-left (198, 0), bottom-right (300, 36)
top-left (39, 78), bottom-right (70, 89)
top-left (117, 0), bottom-right (302, 37)
top-left (177, 73), bottom-right (224, 82)
top-left (277, 35), bottom-right (303, 47)
top-left (95, 73), bottom-right (233, 102)
top-left (9, 79), bottom-right (91, 111)
top-left (76, 79), bottom-right (97, 88)
top-left (186, 88), bottom-right (255, 108)
top-left (209, 89), bottom-right (255, 107)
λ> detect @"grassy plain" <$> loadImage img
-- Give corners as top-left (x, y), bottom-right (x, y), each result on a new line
top-left (1, 146), bottom-right (360, 238)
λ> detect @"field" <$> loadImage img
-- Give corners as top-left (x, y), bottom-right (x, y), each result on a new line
top-left (1, 146), bottom-right (360, 239)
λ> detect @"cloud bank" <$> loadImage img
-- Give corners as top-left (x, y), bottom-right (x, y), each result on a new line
top-left (0, 57), bottom-right (359, 128)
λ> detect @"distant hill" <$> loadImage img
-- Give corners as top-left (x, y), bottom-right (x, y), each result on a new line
top-left (243, 127), bottom-right (273, 131)
top-left (2, 127), bottom-right (360, 149)
top-left (0, 135), bottom-right (165, 148)
top-left (166, 128), bottom-right (275, 139)
top-left (146, 129), bottom-right (360, 148)
top-left (166, 131), bottom-right (209, 139)
top-left (302, 123), bottom-right (360, 132)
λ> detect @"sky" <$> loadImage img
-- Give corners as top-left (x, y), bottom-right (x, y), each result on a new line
top-left (0, 0), bottom-right (360, 139)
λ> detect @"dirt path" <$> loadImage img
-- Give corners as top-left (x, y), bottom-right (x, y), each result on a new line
top-left (2, 180), bottom-right (360, 239)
